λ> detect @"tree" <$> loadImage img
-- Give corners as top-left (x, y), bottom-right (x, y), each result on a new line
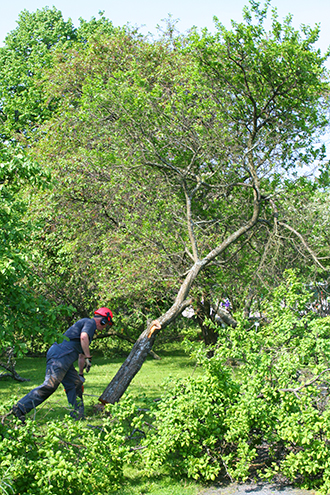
top-left (0, 7), bottom-right (78, 138)
top-left (0, 8), bottom-right (87, 368)
top-left (0, 8), bottom-right (120, 356)
top-left (0, 143), bottom-right (75, 380)
top-left (33, 2), bottom-right (329, 403)
top-left (0, 7), bottom-right (116, 140)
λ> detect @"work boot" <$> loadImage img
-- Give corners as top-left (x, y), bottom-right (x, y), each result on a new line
top-left (70, 410), bottom-right (85, 421)
top-left (12, 405), bottom-right (26, 424)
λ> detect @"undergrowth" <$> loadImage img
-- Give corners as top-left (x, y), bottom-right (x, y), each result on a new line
top-left (1, 271), bottom-right (330, 494)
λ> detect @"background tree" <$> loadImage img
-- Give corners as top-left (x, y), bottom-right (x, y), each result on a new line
top-left (0, 8), bottom-right (119, 361)
top-left (0, 7), bottom-right (117, 139)
top-left (0, 143), bottom-right (76, 382)
top-left (0, 7), bottom-right (78, 139)
top-left (31, 1), bottom-right (330, 404)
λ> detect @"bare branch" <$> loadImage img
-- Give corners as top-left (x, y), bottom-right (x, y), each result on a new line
top-left (182, 178), bottom-right (200, 262)
top-left (279, 368), bottom-right (330, 394)
top-left (278, 221), bottom-right (328, 271)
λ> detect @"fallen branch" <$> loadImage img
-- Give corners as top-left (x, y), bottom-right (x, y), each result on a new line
top-left (0, 348), bottom-right (30, 382)
top-left (256, 369), bottom-right (330, 400)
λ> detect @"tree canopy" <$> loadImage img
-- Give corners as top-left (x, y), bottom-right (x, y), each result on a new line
top-left (0, 1), bottom-right (329, 389)
top-left (16, 1), bottom-right (328, 401)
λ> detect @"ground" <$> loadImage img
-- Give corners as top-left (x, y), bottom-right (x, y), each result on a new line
top-left (199, 482), bottom-right (315, 495)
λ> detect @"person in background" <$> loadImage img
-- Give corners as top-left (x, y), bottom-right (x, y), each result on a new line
top-left (11, 307), bottom-right (113, 423)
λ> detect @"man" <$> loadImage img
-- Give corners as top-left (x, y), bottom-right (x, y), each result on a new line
top-left (11, 307), bottom-right (113, 423)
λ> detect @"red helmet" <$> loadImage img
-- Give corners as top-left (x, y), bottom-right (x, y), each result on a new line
top-left (94, 307), bottom-right (113, 326)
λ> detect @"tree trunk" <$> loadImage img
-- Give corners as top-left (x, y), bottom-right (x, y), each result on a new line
top-left (215, 307), bottom-right (237, 328)
top-left (99, 265), bottom-right (201, 404)
top-left (99, 200), bottom-right (261, 404)
top-left (0, 348), bottom-right (31, 382)
top-left (195, 298), bottom-right (237, 357)
top-left (196, 298), bottom-right (218, 346)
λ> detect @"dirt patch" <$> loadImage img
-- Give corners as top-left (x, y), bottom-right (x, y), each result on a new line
top-left (198, 482), bottom-right (316, 495)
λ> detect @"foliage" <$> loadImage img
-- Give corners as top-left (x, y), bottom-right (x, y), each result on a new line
top-left (137, 271), bottom-right (330, 493)
top-left (2, 273), bottom-right (330, 494)
top-left (0, 398), bottom-right (137, 495)
top-left (0, 391), bottom-right (202, 495)
top-left (0, 466), bottom-right (14, 495)
top-left (0, 145), bottom-right (73, 355)
top-left (0, 7), bottom-right (116, 140)
top-left (0, 9), bottom-right (119, 354)
top-left (28, 1), bottom-right (330, 335)
top-left (1, 0), bottom-right (330, 405)
top-left (0, 7), bottom-right (77, 138)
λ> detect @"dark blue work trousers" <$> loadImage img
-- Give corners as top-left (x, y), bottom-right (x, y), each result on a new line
top-left (17, 343), bottom-right (84, 419)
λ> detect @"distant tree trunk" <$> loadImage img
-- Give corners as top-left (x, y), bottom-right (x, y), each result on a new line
top-left (195, 298), bottom-right (218, 346)
top-left (195, 297), bottom-right (238, 357)
top-left (215, 307), bottom-right (237, 328)
top-left (0, 348), bottom-right (31, 382)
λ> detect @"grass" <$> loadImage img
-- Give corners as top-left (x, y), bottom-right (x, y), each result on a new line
top-left (0, 347), bottom-right (206, 494)
top-left (0, 347), bottom-right (200, 421)
top-left (112, 471), bottom-right (203, 495)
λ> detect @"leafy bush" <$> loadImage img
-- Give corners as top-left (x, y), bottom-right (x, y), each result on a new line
top-left (0, 397), bottom-right (137, 495)
top-left (0, 465), bottom-right (14, 495)
top-left (2, 271), bottom-right (330, 493)
top-left (139, 271), bottom-right (330, 493)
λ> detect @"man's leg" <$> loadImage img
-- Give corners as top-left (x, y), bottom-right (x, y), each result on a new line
top-left (13, 347), bottom-right (75, 419)
top-left (62, 365), bottom-right (84, 419)
top-left (14, 364), bottom-right (63, 418)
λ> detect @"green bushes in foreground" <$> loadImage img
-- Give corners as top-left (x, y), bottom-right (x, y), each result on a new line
top-left (0, 405), bottom-right (134, 495)
top-left (1, 271), bottom-right (330, 494)
top-left (140, 271), bottom-right (330, 493)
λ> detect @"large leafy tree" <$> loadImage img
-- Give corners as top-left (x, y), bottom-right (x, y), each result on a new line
top-left (31, 2), bottom-right (330, 402)
top-left (0, 7), bottom-right (116, 139)
top-left (0, 144), bottom-right (75, 372)
top-left (0, 7), bottom-right (78, 138)
top-left (0, 8), bottom-right (118, 359)
top-left (0, 8), bottom-right (79, 357)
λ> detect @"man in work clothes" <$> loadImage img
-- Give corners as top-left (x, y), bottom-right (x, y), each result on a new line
top-left (11, 307), bottom-right (113, 423)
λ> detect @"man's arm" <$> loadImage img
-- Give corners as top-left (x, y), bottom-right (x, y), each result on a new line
top-left (80, 331), bottom-right (91, 357)
top-left (78, 353), bottom-right (86, 375)
top-left (79, 331), bottom-right (92, 375)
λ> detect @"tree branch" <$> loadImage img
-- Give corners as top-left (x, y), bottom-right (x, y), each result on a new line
top-left (278, 221), bottom-right (328, 271)
top-left (279, 368), bottom-right (330, 395)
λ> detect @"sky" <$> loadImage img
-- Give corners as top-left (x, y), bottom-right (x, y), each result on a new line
top-left (1, 0), bottom-right (330, 58)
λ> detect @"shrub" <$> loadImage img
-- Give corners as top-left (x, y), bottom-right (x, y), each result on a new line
top-left (0, 397), bottom-right (138, 495)
top-left (140, 271), bottom-right (330, 493)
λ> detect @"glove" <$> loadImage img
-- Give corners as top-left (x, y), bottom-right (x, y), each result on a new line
top-left (85, 357), bottom-right (92, 373)
top-left (79, 374), bottom-right (85, 383)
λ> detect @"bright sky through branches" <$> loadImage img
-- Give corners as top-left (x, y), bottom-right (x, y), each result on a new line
top-left (1, 0), bottom-right (330, 60)
top-left (1, 0), bottom-right (330, 166)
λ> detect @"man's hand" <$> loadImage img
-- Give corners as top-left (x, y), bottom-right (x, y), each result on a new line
top-left (85, 357), bottom-right (92, 373)
top-left (79, 374), bottom-right (85, 383)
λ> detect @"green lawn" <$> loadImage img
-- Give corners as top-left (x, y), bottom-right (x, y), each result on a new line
top-left (1, 348), bottom-right (199, 421)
